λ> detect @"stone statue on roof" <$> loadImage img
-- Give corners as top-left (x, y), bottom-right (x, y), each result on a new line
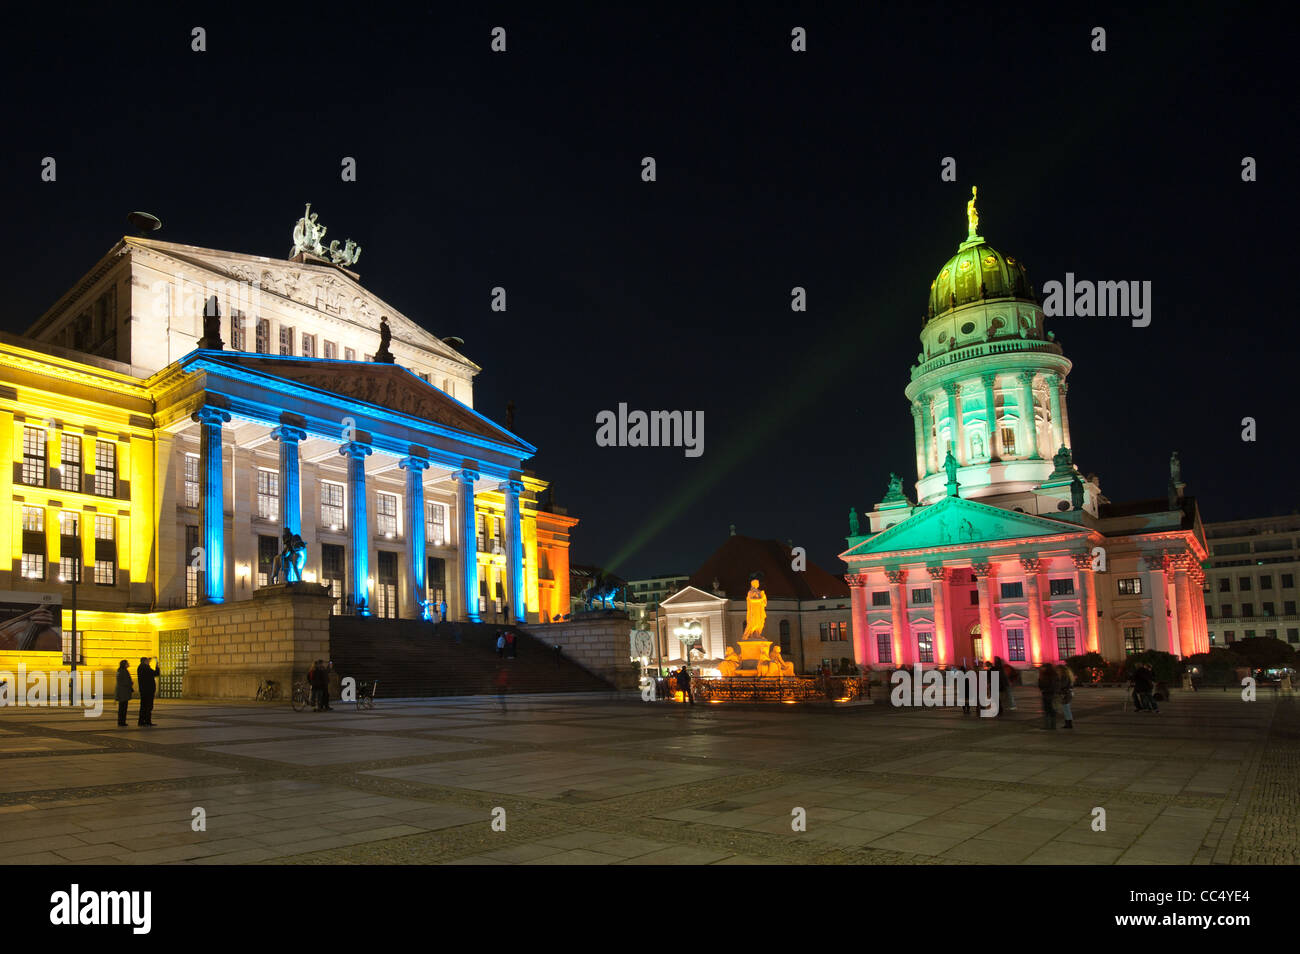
top-left (292, 203), bottom-right (327, 257)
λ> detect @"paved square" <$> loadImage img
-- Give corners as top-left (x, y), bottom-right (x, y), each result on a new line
top-left (0, 688), bottom-right (1294, 864)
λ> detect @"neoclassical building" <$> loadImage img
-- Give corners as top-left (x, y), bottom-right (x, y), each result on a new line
top-left (0, 209), bottom-right (575, 691)
top-left (841, 192), bottom-right (1209, 671)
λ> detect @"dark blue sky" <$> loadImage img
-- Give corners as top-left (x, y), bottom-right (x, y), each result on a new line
top-left (2, 4), bottom-right (1291, 579)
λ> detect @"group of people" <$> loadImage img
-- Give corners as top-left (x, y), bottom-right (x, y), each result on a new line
top-left (495, 631), bottom-right (518, 658)
top-left (306, 659), bottom-right (334, 711)
top-left (1129, 664), bottom-right (1161, 713)
top-left (1036, 663), bottom-right (1077, 729)
top-left (951, 657), bottom-right (1019, 716)
top-left (113, 658), bottom-right (160, 726)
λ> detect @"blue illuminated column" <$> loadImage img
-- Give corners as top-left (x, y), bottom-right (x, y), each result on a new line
top-left (192, 405), bottom-right (231, 603)
top-left (400, 451), bottom-right (431, 620)
top-left (501, 477), bottom-right (526, 623)
top-left (453, 466), bottom-right (481, 622)
top-left (340, 439), bottom-right (372, 616)
top-left (271, 423), bottom-right (307, 535)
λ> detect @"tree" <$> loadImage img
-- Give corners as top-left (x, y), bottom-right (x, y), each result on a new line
top-left (1184, 648), bottom-right (1241, 686)
top-left (1228, 637), bottom-right (1297, 670)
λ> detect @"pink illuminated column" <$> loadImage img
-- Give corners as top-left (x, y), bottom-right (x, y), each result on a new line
top-left (972, 562), bottom-right (996, 663)
top-left (1172, 557), bottom-right (1197, 658)
top-left (886, 569), bottom-right (908, 664)
top-left (1021, 556), bottom-right (1045, 663)
top-left (848, 573), bottom-right (870, 667)
top-left (1071, 551), bottom-right (1100, 653)
top-left (927, 565), bottom-right (952, 666)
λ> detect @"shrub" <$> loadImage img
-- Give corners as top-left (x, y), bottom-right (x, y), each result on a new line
top-left (1228, 636), bottom-right (1297, 670)
top-left (1121, 649), bottom-right (1179, 683)
top-left (1066, 652), bottom-right (1108, 684)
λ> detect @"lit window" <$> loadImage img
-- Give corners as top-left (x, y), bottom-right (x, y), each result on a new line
top-left (185, 525), bottom-right (199, 606)
top-left (916, 632), bottom-right (934, 662)
top-left (426, 502), bottom-right (446, 546)
top-left (257, 469), bottom-right (279, 522)
top-left (324, 340), bottom-right (337, 360)
top-left (1118, 577), bottom-right (1143, 595)
top-left (279, 326), bottom-right (294, 356)
top-left (22, 427), bottom-right (46, 486)
top-left (60, 433), bottom-right (82, 492)
top-left (876, 633), bottom-right (892, 663)
top-left (184, 453), bottom-right (200, 507)
top-left (1056, 626), bottom-right (1076, 658)
top-left (1006, 628), bottom-right (1026, 661)
top-left (320, 480), bottom-right (345, 529)
top-left (301, 333), bottom-right (316, 357)
top-left (94, 515), bottom-right (116, 585)
top-left (255, 318), bottom-right (270, 354)
top-left (93, 441), bottom-right (116, 497)
top-left (230, 310), bottom-right (246, 351)
top-left (376, 492), bottom-right (399, 537)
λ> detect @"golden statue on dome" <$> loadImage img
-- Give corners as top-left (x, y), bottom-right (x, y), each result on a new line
top-left (966, 185), bottom-right (980, 240)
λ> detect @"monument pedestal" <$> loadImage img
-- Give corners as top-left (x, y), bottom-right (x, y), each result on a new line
top-left (184, 583), bottom-right (336, 698)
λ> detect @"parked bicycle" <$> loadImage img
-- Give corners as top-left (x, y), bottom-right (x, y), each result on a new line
top-left (291, 681), bottom-right (313, 712)
top-left (255, 680), bottom-right (280, 702)
top-left (355, 679), bottom-right (378, 711)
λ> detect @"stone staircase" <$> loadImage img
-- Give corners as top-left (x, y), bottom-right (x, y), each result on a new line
top-left (327, 618), bottom-right (613, 697)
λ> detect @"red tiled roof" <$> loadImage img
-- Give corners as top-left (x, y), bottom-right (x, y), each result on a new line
top-left (687, 535), bottom-right (850, 601)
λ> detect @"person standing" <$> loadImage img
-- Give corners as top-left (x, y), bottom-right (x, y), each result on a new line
top-left (1037, 663), bottom-right (1058, 730)
top-left (439, 599), bottom-right (448, 624)
top-left (678, 666), bottom-right (694, 706)
top-left (136, 657), bottom-right (159, 726)
top-left (496, 632), bottom-right (506, 657)
top-left (1135, 664), bottom-right (1159, 713)
top-left (115, 660), bottom-right (133, 727)
top-left (506, 631), bottom-right (516, 659)
top-left (1056, 664), bottom-right (1075, 729)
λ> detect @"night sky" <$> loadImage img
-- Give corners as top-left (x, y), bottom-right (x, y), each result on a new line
top-left (3, 5), bottom-right (1292, 580)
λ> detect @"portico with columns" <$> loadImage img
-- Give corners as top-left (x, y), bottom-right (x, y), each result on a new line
top-left (153, 350), bottom-right (559, 626)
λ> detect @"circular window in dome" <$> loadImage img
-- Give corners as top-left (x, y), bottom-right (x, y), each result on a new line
top-left (960, 321), bottom-right (975, 335)
top-left (983, 255), bottom-right (997, 267)
top-left (959, 261), bottom-right (971, 271)
top-left (937, 331), bottom-right (947, 343)
top-left (1006, 256), bottom-right (1017, 265)
top-left (1057, 501), bottom-right (1071, 512)
top-left (992, 315), bottom-right (1005, 329)
top-left (940, 268), bottom-right (949, 280)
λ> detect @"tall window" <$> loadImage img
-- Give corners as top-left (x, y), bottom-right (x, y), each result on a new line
top-left (257, 469), bottom-right (279, 522)
top-left (376, 492), bottom-right (399, 537)
top-left (279, 326), bottom-right (294, 355)
top-left (22, 427), bottom-right (46, 486)
top-left (1123, 627), bottom-right (1145, 655)
top-left (185, 525), bottom-right (199, 606)
top-left (344, 347), bottom-right (356, 361)
top-left (1055, 626), bottom-right (1076, 659)
top-left (376, 551), bottom-right (398, 619)
top-left (58, 511), bottom-right (80, 584)
top-left (1006, 628), bottom-right (1026, 662)
top-left (916, 631), bottom-right (934, 662)
top-left (184, 453), bottom-right (200, 507)
top-left (324, 340), bottom-right (337, 359)
top-left (320, 480), bottom-right (345, 529)
top-left (876, 633), bottom-right (892, 663)
top-left (301, 333), bottom-right (316, 357)
top-left (426, 502), bottom-right (446, 546)
top-left (255, 318), bottom-right (270, 354)
top-left (60, 433), bottom-right (82, 492)
top-left (322, 543), bottom-right (345, 614)
top-left (257, 534), bottom-right (278, 587)
top-left (1000, 427), bottom-right (1017, 455)
top-left (230, 310), bottom-right (247, 350)
top-left (94, 441), bottom-right (116, 496)
top-left (94, 515), bottom-right (116, 585)
top-left (22, 504), bottom-right (46, 580)
top-left (492, 516), bottom-right (504, 553)
top-left (427, 556), bottom-right (446, 606)
top-left (476, 513), bottom-right (486, 551)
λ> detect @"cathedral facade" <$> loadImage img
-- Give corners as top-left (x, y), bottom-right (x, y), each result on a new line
top-left (840, 193), bottom-right (1209, 673)
top-left (0, 210), bottom-right (575, 693)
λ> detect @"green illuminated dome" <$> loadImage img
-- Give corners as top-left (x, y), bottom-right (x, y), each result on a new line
top-left (926, 188), bottom-right (1035, 319)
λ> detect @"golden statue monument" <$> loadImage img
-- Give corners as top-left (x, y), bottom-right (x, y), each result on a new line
top-left (743, 576), bottom-right (767, 637)
top-left (966, 185), bottom-right (979, 239)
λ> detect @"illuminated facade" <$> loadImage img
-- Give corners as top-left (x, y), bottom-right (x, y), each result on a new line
top-left (0, 229), bottom-right (575, 689)
top-left (841, 193), bottom-right (1209, 671)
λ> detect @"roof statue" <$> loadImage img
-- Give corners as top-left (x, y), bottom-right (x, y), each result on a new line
top-left (882, 472), bottom-right (908, 504)
top-left (374, 316), bottom-right (395, 363)
top-left (198, 295), bottom-right (224, 350)
top-left (1050, 444), bottom-right (1075, 480)
top-left (1170, 450), bottom-right (1182, 484)
top-left (292, 203), bottom-right (362, 267)
top-left (1070, 473), bottom-right (1085, 510)
top-left (944, 446), bottom-right (960, 491)
top-left (848, 507), bottom-right (860, 536)
top-left (966, 185), bottom-right (980, 241)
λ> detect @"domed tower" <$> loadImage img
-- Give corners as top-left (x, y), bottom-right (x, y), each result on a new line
top-left (904, 189), bottom-right (1080, 508)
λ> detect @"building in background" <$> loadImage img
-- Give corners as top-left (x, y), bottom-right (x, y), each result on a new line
top-left (657, 533), bottom-right (853, 674)
top-left (1203, 514), bottom-right (1300, 648)
top-left (840, 193), bottom-right (1209, 672)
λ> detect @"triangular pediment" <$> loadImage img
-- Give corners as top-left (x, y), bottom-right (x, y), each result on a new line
top-left (841, 495), bottom-right (1088, 559)
top-left (124, 237), bottom-right (479, 371)
top-left (195, 352), bottom-right (529, 452)
top-left (661, 585), bottom-right (727, 607)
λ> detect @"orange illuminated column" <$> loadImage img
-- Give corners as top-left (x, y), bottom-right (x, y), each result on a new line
top-left (927, 565), bottom-right (951, 665)
top-left (972, 562), bottom-right (996, 662)
top-left (1021, 556), bottom-right (1045, 664)
top-left (1189, 565), bottom-right (1209, 653)
top-left (885, 569), bottom-right (908, 665)
top-left (1145, 553), bottom-right (1171, 653)
top-left (1071, 551), bottom-right (1100, 653)
top-left (848, 573), bottom-right (869, 667)
top-left (1172, 558), bottom-right (1197, 657)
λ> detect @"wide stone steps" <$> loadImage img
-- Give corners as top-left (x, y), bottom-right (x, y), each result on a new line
top-left (328, 619), bottom-right (612, 697)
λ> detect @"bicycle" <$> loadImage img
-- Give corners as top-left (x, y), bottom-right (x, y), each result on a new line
top-left (291, 681), bottom-right (313, 712)
top-left (255, 680), bottom-right (280, 702)
top-left (355, 679), bottom-right (378, 711)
